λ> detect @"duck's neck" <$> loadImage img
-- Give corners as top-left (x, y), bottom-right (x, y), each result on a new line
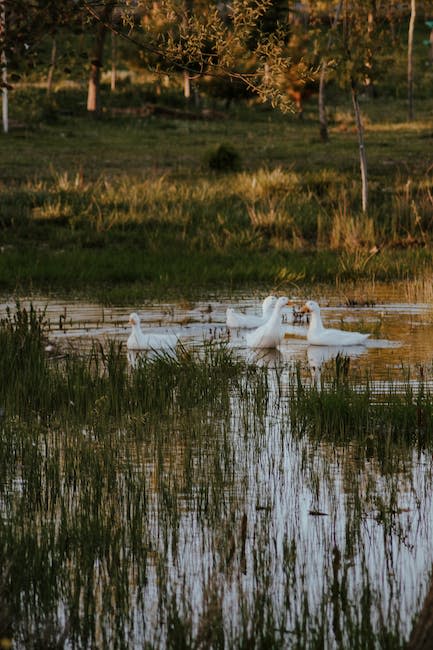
top-left (309, 310), bottom-right (324, 333)
top-left (268, 305), bottom-right (282, 326)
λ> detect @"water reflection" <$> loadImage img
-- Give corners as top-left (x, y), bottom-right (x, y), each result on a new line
top-left (1, 285), bottom-right (431, 381)
top-left (247, 347), bottom-right (285, 367)
top-left (1, 287), bottom-right (433, 646)
top-left (307, 344), bottom-right (368, 386)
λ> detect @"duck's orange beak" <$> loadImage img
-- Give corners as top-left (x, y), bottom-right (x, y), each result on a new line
top-left (300, 304), bottom-right (310, 313)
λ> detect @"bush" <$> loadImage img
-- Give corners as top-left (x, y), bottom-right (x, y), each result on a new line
top-left (206, 144), bottom-right (242, 172)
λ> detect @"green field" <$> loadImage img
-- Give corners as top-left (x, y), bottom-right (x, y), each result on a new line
top-left (1, 81), bottom-right (433, 302)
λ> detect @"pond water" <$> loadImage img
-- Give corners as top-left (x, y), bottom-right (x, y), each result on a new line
top-left (3, 282), bottom-right (433, 380)
top-left (1, 283), bottom-right (433, 648)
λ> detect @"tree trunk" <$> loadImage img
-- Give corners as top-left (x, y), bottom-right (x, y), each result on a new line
top-left (318, 0), bottom-right (343, 142)
top-left (387, 2), bottom-right (397, 45)
top-left (183, 70), bottom-right (191, 99)
top-left (110, 32), bottom-right (116, 92)
top-left (429, 28), bottom-right (433, 65)
top-left (0, 0), bottom-right (7, 134)
top-left (46, 37), bottom-right (57, 97)
top-left (1, 70), bottom-right (6, 134)
top-left (364, 4), bottom-right (376, 97)
top-left (318, 63), bottom-right (328, 142)
top-left (87, 4), bottom-right (113, 116)
top-left (351, 81), bottom-right (368, 213)
top-left (407, 0), bottom-right (416, 121)
top-left (182, 0), bottom-right (193, 101)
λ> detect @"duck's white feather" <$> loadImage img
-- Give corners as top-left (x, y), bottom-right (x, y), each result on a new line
top-left (127, 312), bottom-right (178, 350)
top-left (226, 295), bottom-right (277, 329)
top-left (246, 297), bottom-right (291, 349)
top-left (302, 301), bottom-right (370, 346)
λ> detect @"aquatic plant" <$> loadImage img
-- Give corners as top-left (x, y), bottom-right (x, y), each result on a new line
top-left (0, 309), bottom-right (432, 647)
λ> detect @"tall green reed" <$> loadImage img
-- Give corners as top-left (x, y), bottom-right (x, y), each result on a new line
top-left (0, 308), bottom-right (431, 648)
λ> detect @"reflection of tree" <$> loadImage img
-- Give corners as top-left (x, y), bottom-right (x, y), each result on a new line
top-left (408, 570), bottom-right (433, 650)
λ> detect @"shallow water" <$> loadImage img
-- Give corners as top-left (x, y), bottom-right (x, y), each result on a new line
top-left (2, 283), bottom-right (433, 380)
top-left (1, 285), bottom-right (433, 647)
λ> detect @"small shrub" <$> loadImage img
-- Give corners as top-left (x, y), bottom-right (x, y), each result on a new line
top-left (206, 144), bottom-right (242, 172)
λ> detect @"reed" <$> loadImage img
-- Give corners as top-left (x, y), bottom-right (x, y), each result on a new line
top-left (0, 307), bottom-right (431, 648)
top-left (289, 363), bottom-right (433, 448)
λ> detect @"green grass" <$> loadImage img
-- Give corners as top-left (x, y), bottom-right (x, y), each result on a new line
top-left (1, 83), bottom-right (433, 301)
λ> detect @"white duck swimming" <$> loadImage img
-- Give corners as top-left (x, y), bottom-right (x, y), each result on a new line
top-left (246, 296), bottom-right (292, 349)
top-left (127, 313), bottom-right (179, 350)
top-left (301, 300), bottom-right (370, 346)
top-left (226, 295), bottom-right (277, 329)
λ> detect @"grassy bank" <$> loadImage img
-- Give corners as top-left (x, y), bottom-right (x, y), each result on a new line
top-left (1, 86), bottom-right (433, 301)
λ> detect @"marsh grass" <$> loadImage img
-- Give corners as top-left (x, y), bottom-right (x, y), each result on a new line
top-left (0, 309), bottom-right (252, 422)
top-left (0, 306), bottom-right (432, 647)
top-left (290, 369), bottom-right (433, 450)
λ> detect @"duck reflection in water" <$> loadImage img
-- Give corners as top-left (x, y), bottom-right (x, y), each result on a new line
top-left (247, 347), bottom-right (285, 368)
top-left (307, 345), bottom-right (367, 388)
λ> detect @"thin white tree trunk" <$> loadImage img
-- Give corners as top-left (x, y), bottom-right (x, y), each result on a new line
top-left (318, 63), bottom-right (328, 141)
top-left (46, 38), bottom-right (57, 96)
top-left (408, 0), bottom-right (416, 121)
top-left (364, 7), bottom-right (375, 97)
top-left (351, 82), bottom-right (368, 213)
top-left (1, 60), bottom-right (7, 135)
top-left (111, 32), bottom-right (116, 92)
top-left (87, 5), bottom-right (113, 115)
top-left (429, 27), bottom-right (433, 64)
top-left (183, 70), bottom-right (191, 99)
top-left (318, 0), bottom-right (343, 142)
top-left (1, 0), bottom-right (8, 134)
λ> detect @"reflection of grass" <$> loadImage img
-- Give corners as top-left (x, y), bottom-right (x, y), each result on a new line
top-left (0, 307), bottom-right (431, 646)
top-left (290, 363), bottom-right (433, 448)
top-left (2, 89), bottom-right (433, 299)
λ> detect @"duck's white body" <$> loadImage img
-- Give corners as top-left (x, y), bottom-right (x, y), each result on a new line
top-left (127, 313), bottom-right (178, 350)
top-left (226, 295), bottom-right (277, 329)
top-left (246, 297), bottom-right (291, 349)
top-left (301, 301), bottom-right (370, 346)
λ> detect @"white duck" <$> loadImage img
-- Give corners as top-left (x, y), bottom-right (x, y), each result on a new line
top-left (246, 296), bottom-right (292, 349)
top-left (127, 313), bottom-right (178, 351)
top-left (226, 295), bottom-right (277, 329)
top-left (301, 300), bottom-right (370, 346)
